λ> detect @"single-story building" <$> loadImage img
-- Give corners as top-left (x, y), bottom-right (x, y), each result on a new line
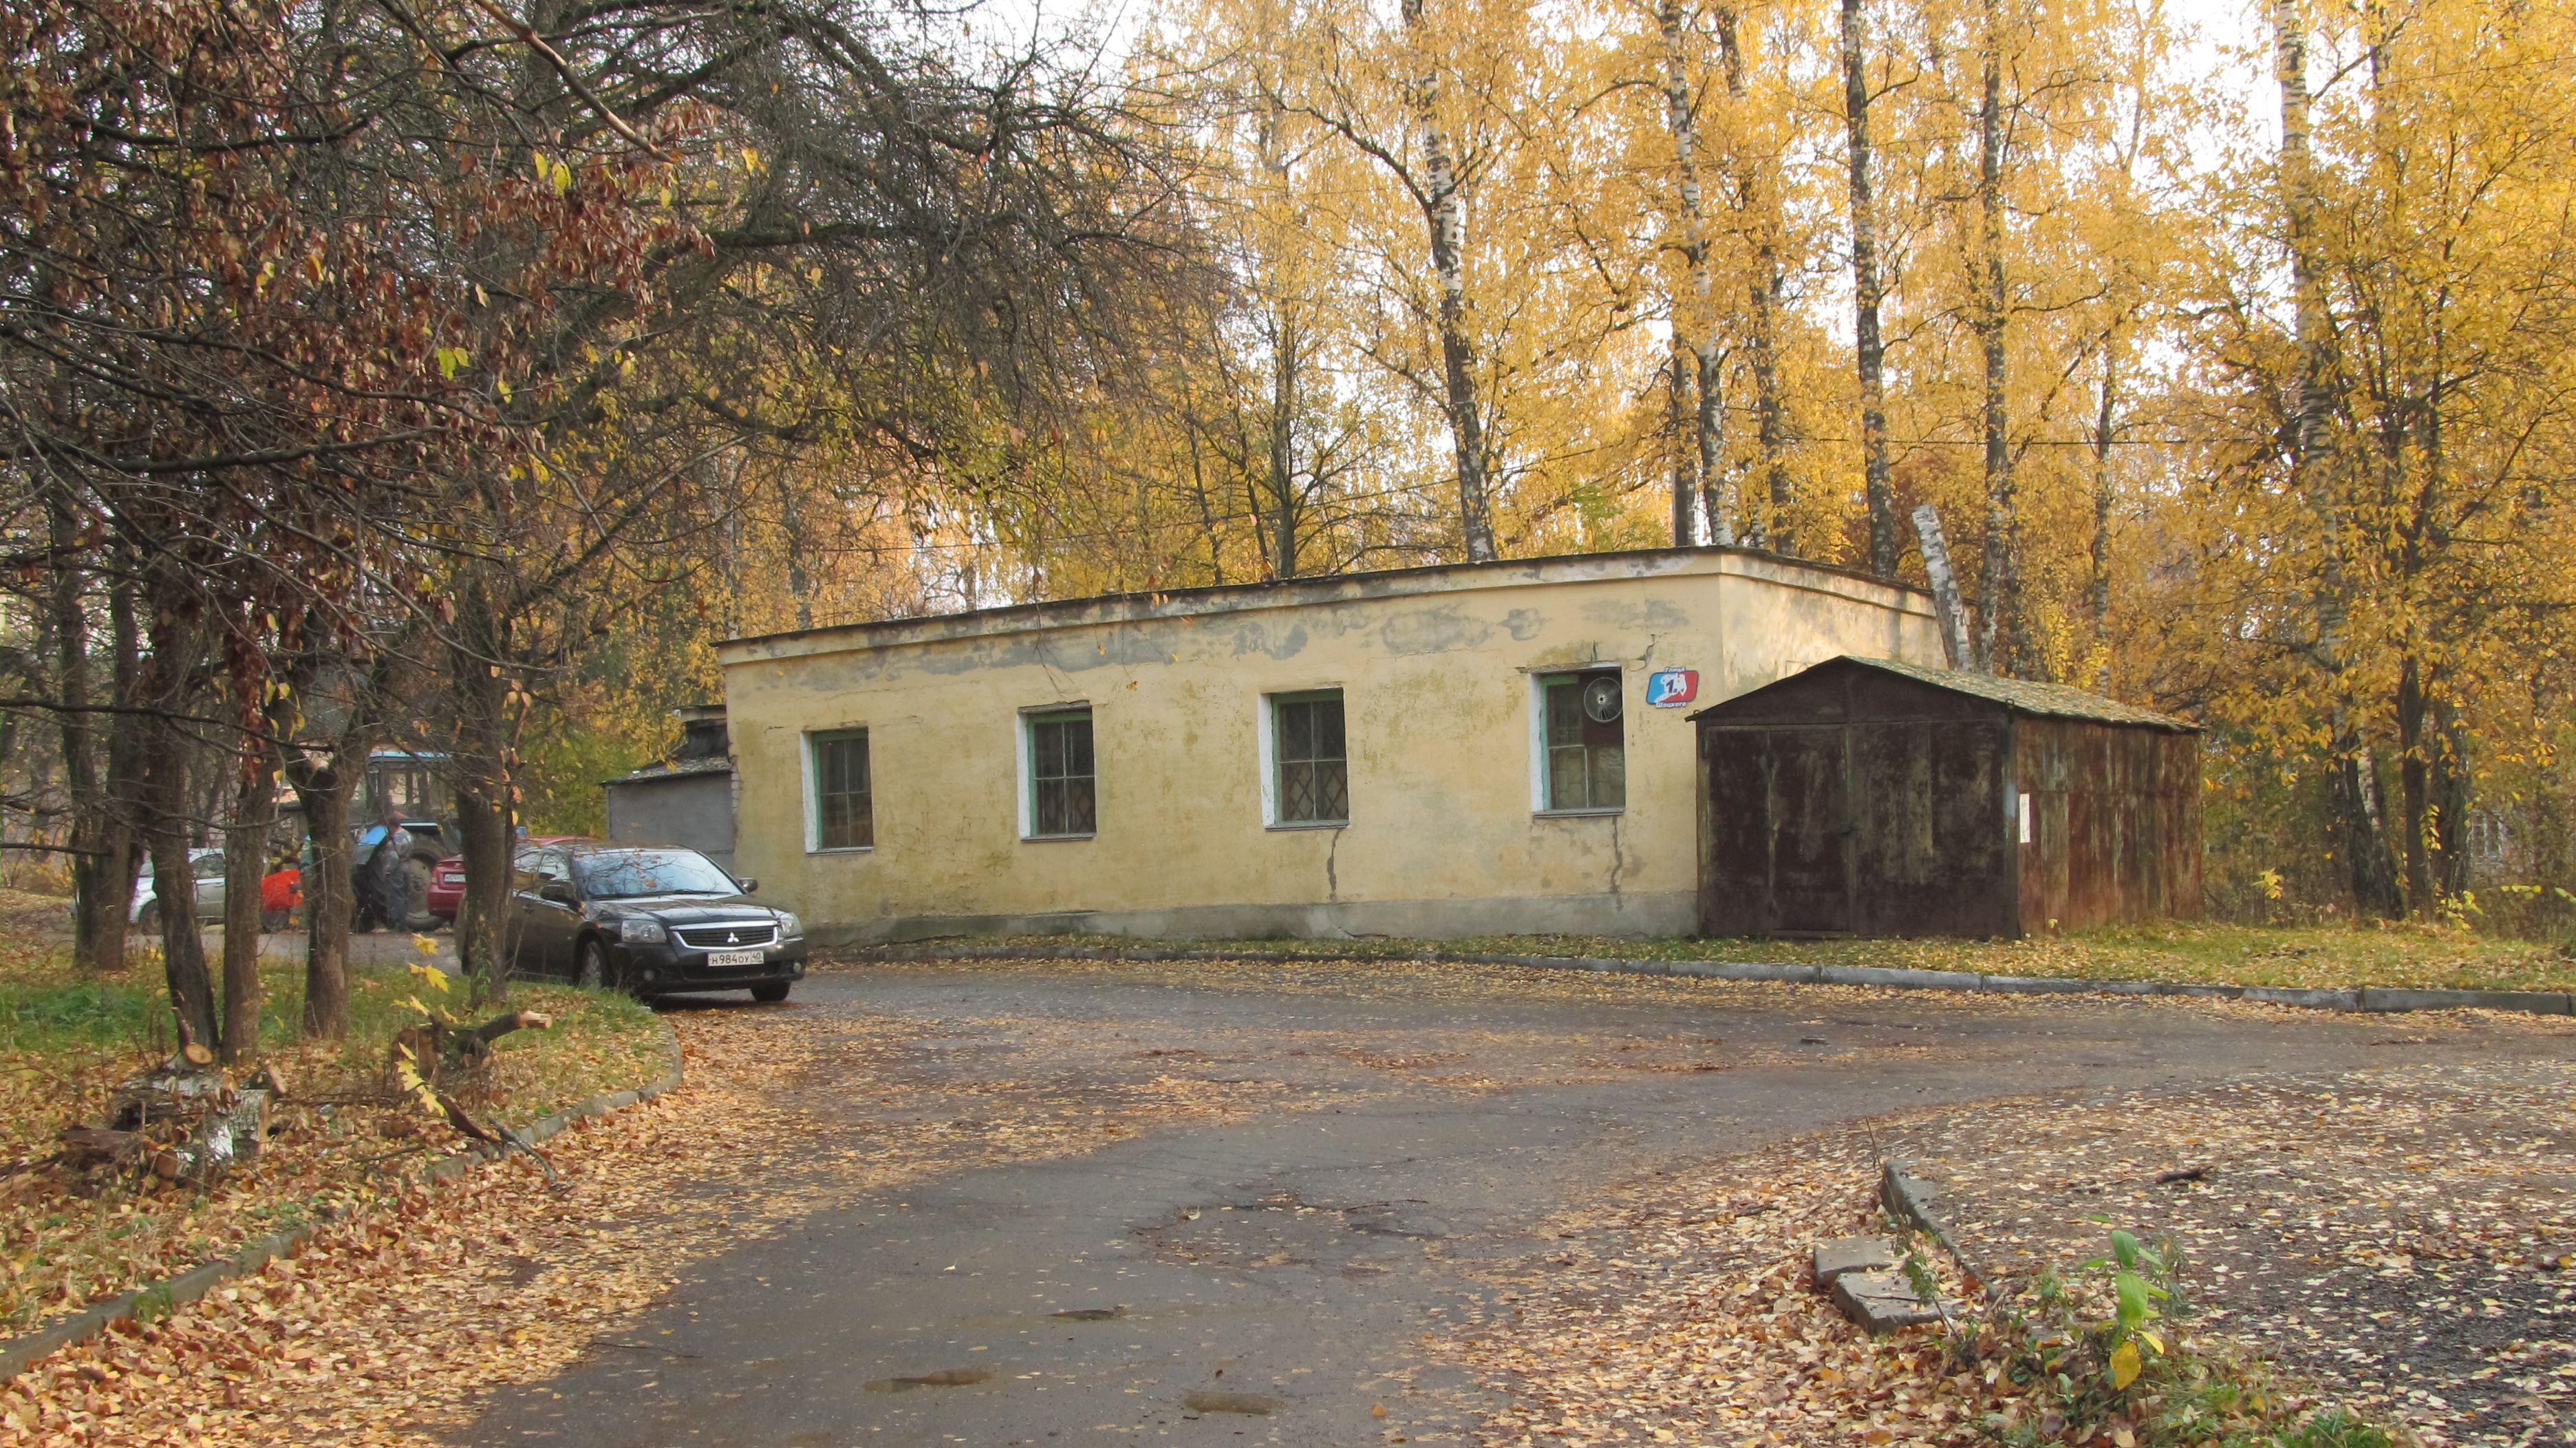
top-left (714, 546), bottom-right (1947, 945)
top-left (1691, 656), bottom-right (2202, 938)
top-left (603, 705), bottom-right (740, 873)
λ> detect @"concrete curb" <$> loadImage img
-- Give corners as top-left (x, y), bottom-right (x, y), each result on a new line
top-left (0, 1021), bottom-right (683, 1383)
top-left (850, 943), bottom-right (2575, 1017)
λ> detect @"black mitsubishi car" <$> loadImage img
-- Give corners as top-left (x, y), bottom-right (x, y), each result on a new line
top-left (508, 841), bottom-right (806, 1001)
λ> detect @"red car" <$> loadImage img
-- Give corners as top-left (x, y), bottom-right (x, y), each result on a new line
top-left (427, 836), bottom-right (590, 926)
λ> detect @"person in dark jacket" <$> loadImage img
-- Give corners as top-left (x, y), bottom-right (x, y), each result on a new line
top-left (356, 812), bottom-right (414, 932)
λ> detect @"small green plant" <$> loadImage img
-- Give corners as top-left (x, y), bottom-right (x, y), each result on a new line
top-left (2096, 1229), bottom-right (2171, 1391)
top-left (1971, 1228), bottom-right (2380, 1448)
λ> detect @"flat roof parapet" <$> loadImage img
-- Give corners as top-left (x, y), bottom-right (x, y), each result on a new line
top-left (716, 545), bottom-right (1933, 664)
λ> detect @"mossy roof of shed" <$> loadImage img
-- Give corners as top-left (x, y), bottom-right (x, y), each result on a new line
top-left (1693, 654), bottom-right (2200, 732)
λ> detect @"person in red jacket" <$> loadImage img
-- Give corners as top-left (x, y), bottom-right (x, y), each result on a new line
top-left (261, 854), bottom-right (303, 932)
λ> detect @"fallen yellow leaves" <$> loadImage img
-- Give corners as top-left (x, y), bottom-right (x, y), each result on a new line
top-left (0, 981), bottom-right (1425, 1445)
top-left (0, 967), bottom-right (663, 1343)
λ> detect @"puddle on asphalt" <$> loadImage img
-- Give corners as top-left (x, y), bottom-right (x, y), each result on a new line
top-left (1050, 1307), bottom-right (1122, 1320)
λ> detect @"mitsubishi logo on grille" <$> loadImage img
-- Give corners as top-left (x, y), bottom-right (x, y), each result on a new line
top-left (724, 930), bottom-right (740, 945)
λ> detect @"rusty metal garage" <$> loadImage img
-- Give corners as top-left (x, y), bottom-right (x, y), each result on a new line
top-left (1691, 656), bottom-right (2202, 938)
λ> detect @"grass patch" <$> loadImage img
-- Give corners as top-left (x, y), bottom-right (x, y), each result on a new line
top-left (863, 920), bottom-right (2576, 992)
top-left (0, 931), bottom-right (667, 1336)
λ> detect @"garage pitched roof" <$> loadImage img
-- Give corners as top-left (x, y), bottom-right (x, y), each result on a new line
top-left (1840, 657), bottom-right (2197, 730)
top-left (1694, 655), bottom-right (2200, 731)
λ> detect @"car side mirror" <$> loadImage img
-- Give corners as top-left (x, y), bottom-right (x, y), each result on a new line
top-left (732, 877), bottom-right (757, 895)
top-left (539, 880), bottom-right (576, 905)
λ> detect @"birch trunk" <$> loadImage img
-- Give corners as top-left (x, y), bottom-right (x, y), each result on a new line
top-left (1972, 4), bottom-right (2018, 676)
top-left (1658, 0), bottom-right (1728, 546)
top-left (1401, 0), bottom-right (1496, 564)
top-left (2089, 344), bottom-right (2118, 690)
top-left (1840, 0), bottom-right (1897, 576)
top-left (1717, 7), bottom-right (1792, 555)
top-left (1665, 350), bottom-right (1695, 546)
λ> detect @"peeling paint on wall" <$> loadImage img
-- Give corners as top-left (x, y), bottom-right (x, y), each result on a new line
top-left (1379, 605), bottom-right (1494, 656)
top-left (1230, 621), bottom-right (1309, 660)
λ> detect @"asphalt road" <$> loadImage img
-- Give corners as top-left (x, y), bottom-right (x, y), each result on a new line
top-left (454, 959), bottom-right (2570, 1448)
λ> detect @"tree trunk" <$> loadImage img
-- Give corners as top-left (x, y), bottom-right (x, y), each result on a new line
top-left (1716, 7), bottom-right (1792, 556)
top-left (1666, 348), bottom-right (1696, 546)
top-left (780, 477), bottom-right (813, 633)
top-left (2431, 692), bottom-right (2471, 899)
top-left (2398, 652), bottom-right (2432, 915)
top-left (2276, 0), bottom-right (2398, 914)
top-left (1840, 0), bottom-right (1897, 577)
top-left (52, 502), bottom-right (106, 969)
top-left (1268, 316), bottom-right (1302, 579)
top-left (138, 674), bottom-right (217, 1047)
top-left (454, 779), bottom-right (514, 1001)
top-left (1254, 100), bottom-right (1306, 579)
top-left (451, 566), bottom-right (517, 1005)
top-left (290, 752), bottom-right (359, 1039)
top-left (2333, 738), bottom-right (2404, 918)
top-left (219, 701), bottom-right (282, 1063)
top-left (1401, 0), bottom-right (1496, 564)
top-left (1972, 0), bottom-right (2019, 677)
top-left (2090, 343), bottom-right (2118, 690)
top-left (1658, 0), bottom-right (1722, 547)
top-left (59, 548), bottom-right (142, 972)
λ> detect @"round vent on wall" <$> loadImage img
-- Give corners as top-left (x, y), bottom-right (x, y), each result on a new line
top-left (1581, 675), bottom-right (1622, 724)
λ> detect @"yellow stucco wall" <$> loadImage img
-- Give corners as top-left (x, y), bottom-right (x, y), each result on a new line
top-left (715, 547), bottom-right (1944, 944)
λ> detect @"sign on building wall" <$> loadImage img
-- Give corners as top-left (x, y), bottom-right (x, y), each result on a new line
top-left (1646, 669), bottom-right (1699, 707)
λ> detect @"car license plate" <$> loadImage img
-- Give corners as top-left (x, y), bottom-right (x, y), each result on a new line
top-left (707, 949), bottom-right (766, 968)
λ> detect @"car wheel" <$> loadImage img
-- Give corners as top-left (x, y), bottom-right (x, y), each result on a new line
top-left (575, 938), bottom-right (609, 990)
top-left (751, 982), bottom-right (790, 1003)
top-left (136, 900), bottom-right (158, 932)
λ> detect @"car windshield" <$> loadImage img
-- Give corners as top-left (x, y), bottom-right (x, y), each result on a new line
top-left (572, 849), bottom-right (737, 900)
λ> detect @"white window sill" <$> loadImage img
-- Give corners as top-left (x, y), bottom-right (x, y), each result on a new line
top-left (807, 846), bottom-right (874, 855)
top-left (1022, 833), bottom-right (1095, 843)
top-left (1266, 819), bottom-right (1349, 831)
top-left (1534, 808), bottom-right (1625, 818)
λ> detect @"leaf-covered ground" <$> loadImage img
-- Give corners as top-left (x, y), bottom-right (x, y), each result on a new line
top-left (0, 940), bottom-right (666, 1341)
top-left (859, 921), bottom-right (2576, 994)
top-left (5, 949), bottom-right (2560, 1447)
top-left (1889, 1058), bottom-right (2576, 1446)
top-left (1435, 1050), bottom-right (2576, 1448)
top-left (0, 981), bottom-right (1479, 1447)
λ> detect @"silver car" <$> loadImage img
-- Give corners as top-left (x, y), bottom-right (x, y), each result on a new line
top-left (131, 848), bottom-right (227, 928)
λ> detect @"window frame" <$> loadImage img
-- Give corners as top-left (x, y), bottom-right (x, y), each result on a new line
top-left (1530, 667), bottom-right (1627, 816)
top-left (804, 727), bottom-right (875, 853)
top-left (1260, 688), bottom-right (1349, 830)
top-left (1020, 705), bottom-right (1097, 841)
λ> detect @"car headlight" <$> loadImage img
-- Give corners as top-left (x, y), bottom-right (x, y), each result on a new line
top-left (619, 917), bottom-right (666, 944)
top-left (777, 911), bottom-right (802, 941)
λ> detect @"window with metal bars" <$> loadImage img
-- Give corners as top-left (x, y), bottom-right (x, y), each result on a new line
top-left (1541, 670), bottom-right (1624, 811)
top-left (809, 730), bottom-right (873, 850)
top-left (1026, 710), bottom-right (1095, 838)
top-left (1270, 692), bottom-right (1348, 826)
